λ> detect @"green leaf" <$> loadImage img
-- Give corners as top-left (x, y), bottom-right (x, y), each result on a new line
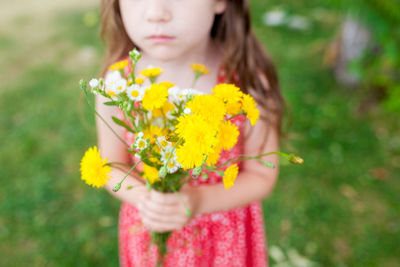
top-left (256, 159), bottom-right (275, 168)
top-left (104, 101), bottom-right (118, 106)
top-left (111, 116), bottom-right (135, 133)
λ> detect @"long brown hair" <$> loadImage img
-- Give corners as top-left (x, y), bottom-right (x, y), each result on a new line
top-left (100, 0), bottom-right (286, 140)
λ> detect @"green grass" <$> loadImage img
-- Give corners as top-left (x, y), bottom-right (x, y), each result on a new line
top-left (1, 1), bottom-right (399, 266)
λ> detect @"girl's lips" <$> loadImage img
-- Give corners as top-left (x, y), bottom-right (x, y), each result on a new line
top-left (147, 35), bottom-right (175, 44)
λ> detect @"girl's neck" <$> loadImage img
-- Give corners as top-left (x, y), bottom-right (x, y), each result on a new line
top-left (136, 39), bottom-right (223, 94)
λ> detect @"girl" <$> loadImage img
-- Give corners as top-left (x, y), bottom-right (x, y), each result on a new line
top-left (96, 0), bottom-right (284, 266)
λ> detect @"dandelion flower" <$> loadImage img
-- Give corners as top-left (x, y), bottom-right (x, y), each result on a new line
top-left (185, 95), bottom-right (226, 128)
top-left (176, 143), bottom-right (206, 170)
top-left (218, 120), bottom-right (239, 150)
top-left (80, 146), bottom-right (111, 188)
top-left (143, 164), bottom-right (160, 184)
top-left (175, 114), bottom-right (218, 154)
top-left (135, 78), bottom-right (145, 85)
top-left (142, 83), bottom-right (169, 111)
top-left (212, 83), bottom-right (243, 104)
top-left (191, 63), bottom-right (209, 75)
top-left (223, 164), bottom-right (239, 189)
top-left (242, 94), bottom-right (260, 125)
top-left (152, 102), bottom-right (175, 117)
top-left (158, 81), bottom-right (175, 89)
top-left (205, 145), bottom-right (222, 166)
top-left (140, 67), bottom-right (163, 78)
top-left (109, 59), bottom-right (129, 71)
top-left (143, 124), bottom-right (167, 144)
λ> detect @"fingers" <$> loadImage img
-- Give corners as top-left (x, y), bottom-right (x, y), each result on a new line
top-left (149, 190), bottom-right (180, 205)
top-left (137, 190), bottom-right (190, 232)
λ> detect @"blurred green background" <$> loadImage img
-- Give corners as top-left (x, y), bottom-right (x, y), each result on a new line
top-left (1, 0), bottom-right (399, 266)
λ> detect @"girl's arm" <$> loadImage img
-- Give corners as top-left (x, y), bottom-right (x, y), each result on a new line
top-left (95, 93), bottom-right (148, 206)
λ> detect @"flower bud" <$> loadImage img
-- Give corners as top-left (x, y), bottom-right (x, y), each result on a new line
top-left (192, 166), bottom-right (202, 178)
top-left (288, 154), bottom-right (304, 165)
top-left (79, 79), bottom-right (87, 91)
top-left (112, 183), bottom-right (121, 192)
top-left (159, 166), bottom-right (167, 178)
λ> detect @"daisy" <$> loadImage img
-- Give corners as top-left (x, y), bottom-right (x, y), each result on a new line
top-left (127, 84), bottom-right (144, 101)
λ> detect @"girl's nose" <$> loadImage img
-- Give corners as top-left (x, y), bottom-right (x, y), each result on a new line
top-left (145, 0), bottom-right (172, 23)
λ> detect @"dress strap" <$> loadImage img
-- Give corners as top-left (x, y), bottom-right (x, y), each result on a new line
top-left (217, 65), bottom-right (240, 84)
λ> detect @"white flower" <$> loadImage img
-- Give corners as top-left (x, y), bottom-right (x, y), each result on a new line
top-left (127, 84), bottom-right (144, 101)
top-left (105, 70), bottom-right (122, 85)
top-left (89, 78), bottom-right (99, 88)
top-left (112, 78), bottom-right (127, 94)
top-left (168, 86), bottom-right (181, 101)
top-left (137, 132), bottom-right (144, 138)
top-left (166, 160), bottom-right (180, 174)
top-left (182, 88), bottom-right (203, 97)
top-left (104, 71), bottom-right (127, 97)
top-left (184, 108), bottom-right (191, 114)
top-left (157, 136), bottom-right (172, 150)
top-left (135, 137), bottom-right (148, 151)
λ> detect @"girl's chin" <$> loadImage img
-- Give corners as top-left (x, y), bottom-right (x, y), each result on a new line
top-left (146, 48), bottom-right (185, 62)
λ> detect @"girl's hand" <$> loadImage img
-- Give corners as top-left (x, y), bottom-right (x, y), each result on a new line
top-left (137, 186), bottom-right (199, 233)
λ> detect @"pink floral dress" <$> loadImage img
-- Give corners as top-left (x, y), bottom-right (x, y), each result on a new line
top-left (117, 66), bottom-right (268, 267)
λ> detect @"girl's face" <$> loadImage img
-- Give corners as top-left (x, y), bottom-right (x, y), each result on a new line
top-left (119, 0), bottom-right (227, 61)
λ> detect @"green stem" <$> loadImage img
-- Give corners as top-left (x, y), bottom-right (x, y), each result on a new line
top-left (163, 138), bottom-right (183, 169)
top-left (228, 111), bottom-right (245, 120)
top-left (80, 83), bottom-right (129, 147)
top-left (114, 159), bottom-right (143, 188)
top-left (216, 151), bottom-right (287, 169)
top-left (124, 111), bottom-right (139, 132)
top-left (191, 72), bottom-right (200, 88)
top-left (106, 162), bottom-right (131, 167)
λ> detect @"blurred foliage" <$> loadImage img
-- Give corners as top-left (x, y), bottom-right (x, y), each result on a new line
top-left (332, 0), bottom-right (400, 114)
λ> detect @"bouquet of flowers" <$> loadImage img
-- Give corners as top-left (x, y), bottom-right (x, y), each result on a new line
top-left (79, 48), bottom-right (302, 265)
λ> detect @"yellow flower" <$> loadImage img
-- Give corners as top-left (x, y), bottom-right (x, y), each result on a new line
top-left (80, 146), bottom-right (112, 188)
top-left (242, 94), bottom-right (260, 126)
top-left (152, 102), bottom-right (175, 117)
top-left (185, 95), bottom-right (226, 128)
top-left (176, 143), bottom-right (206, 170)
top-left (143, 164), bottom-right (160, 184)
top-left (143, 124), bottom-right (168, 144)
top-left (175, 114), bottom-right (219, 169)
top-left (109, 59), bottom-right (129, 71)
top-left (149, 157), bottom-right (163, 165)
top-left (212, 83), bottom-right (243, 104)
top-left (176, 114), bottom-right (218, 154)
top-left (225, 101), bottom-right (243, 115)
top-left (191, 63), bottom-right (209, 75)
top-left (140, 67), bottom-right (163, 78)
top-left (142, 83), bottom-right (169, 111)
top-left (158, 81), bottom-right (175, 89)
top-left (218, 120), bottom-right (239, 150)
top-left (223, 164), bottom-right (239, 189)
top-left (135, 78), bottom-right (145, 85)
top-left (205, 145), bottom-right (222, 166)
